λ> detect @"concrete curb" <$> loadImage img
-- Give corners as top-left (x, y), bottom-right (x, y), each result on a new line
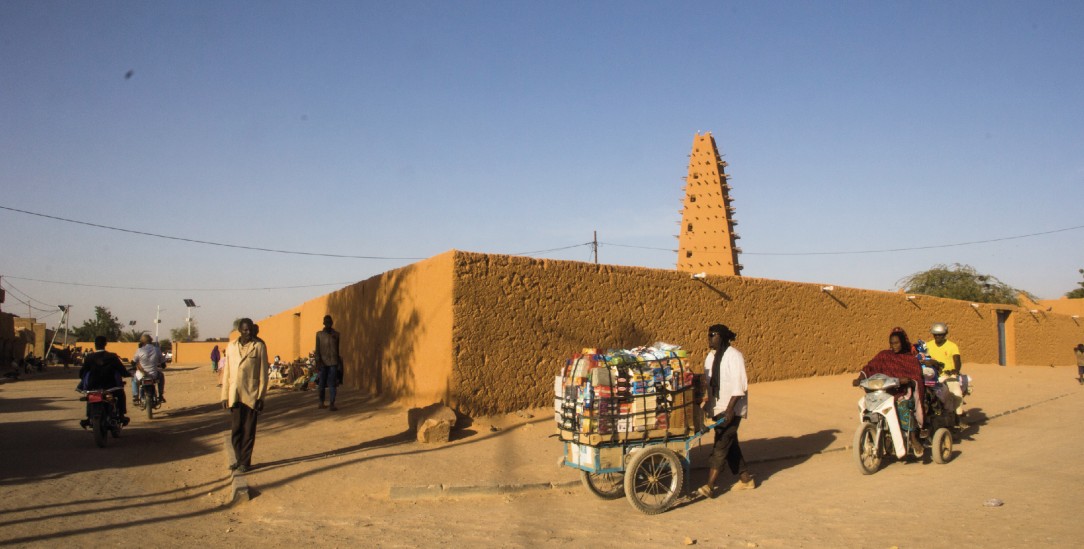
top-left (389, 481), bottom-right (580, 500)
top-left (388, 391), bottom-right (1077, 499)
top-left (224, 434), bottom-right (250, 505)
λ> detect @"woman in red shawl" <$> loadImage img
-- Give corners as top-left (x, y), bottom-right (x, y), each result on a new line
top-left (854, 327), bottom-right (925, 450)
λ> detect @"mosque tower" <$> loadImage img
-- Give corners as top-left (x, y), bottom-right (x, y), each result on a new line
top-left (676, 132), bottom-right (742, 276)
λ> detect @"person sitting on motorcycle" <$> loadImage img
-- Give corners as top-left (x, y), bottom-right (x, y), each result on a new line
top-left (132, 334), bottom-right (166, 403)
top-left (78, 336), bottom-right (131, 428)
top-left (854, 327), bottom-right (925, 450)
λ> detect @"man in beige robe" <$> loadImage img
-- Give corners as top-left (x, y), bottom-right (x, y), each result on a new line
top-left (221, 318), bottom-right (269, 473)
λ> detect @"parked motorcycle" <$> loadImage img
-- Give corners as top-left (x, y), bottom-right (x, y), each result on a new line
top-left (853, 373), bottom-right (954, 474)
top-left (81, 387), bottom-right (126, 448)
top-left (136, 376), bottom-right (162, 419)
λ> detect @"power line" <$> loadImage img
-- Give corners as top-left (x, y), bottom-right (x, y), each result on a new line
top-left (0, 281), bottom-right (56, 313)
top-left (4, 275), bottom-right (356, 292)
top-left (741, 224), bottom-right (1084, 256)
top-left (605, 224), bottom-right (1084, 256)
top-left (2, 204), bottom-right (599, 261)
top-left (0, 278), bottom-right (57, 308)
top-left (601, 242), bottom-right (677, 252)
top-left (510, 242), bottom-right (593, 256)
top-left (0, 205), bottom-right (426, 260)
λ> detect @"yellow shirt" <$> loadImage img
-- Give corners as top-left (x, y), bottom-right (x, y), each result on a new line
top-left (927, 340), bottom-right (961, 374)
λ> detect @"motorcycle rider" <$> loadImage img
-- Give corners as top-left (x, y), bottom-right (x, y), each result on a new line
top-left (78, 336), bottom-right (131, 428)
top-left (924, 322), bottom-right (964, 421)
top-left (132, 334), bottom-right (166, 404)
top-left (854, 327), bottom-right (924, 453)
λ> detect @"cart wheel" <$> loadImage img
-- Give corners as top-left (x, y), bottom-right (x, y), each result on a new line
top-left (623, 447), bottom-right (684, 515)
top-left (580, 470), bottom-right (625, 499)
top-left (931, 427), bottom-right (953, 464)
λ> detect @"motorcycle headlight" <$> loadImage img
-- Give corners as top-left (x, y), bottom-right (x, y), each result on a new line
top-left (866, 378), bottom-right (885, 390)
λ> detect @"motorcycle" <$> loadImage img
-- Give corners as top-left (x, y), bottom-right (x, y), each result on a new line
top-left (853, 373), bottom-right (954, 474)
top-left (81, 387), bottom-right (126, 448)
top-left (136, 375), bottom-right (162, 419)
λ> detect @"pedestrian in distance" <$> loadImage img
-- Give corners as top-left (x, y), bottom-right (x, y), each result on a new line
top-left (696, 323), bottom-right (755, 498)
top-left (314, 315), bottom-right (343, 411)
top-left (221, 318), bottom-right (269, 473)
top-left (1075, 343), bottom-right (1084, 385)
top-left (210, 344), bottom-right (221, 374)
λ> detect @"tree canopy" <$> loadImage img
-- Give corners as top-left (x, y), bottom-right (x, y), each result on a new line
top-left (72, 306), bottom-right (123, 341)
top-left (170, 321), bottom-right (199, 342)
top-left (119, 328), bottom-right (146, 342)
top-left (898, 263), bottom-right (1020, 305)
top-left (1066, 269), bottom-right (1084, 298)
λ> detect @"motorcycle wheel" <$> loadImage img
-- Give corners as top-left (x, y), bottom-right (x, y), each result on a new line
top-left (91, 417), bottom-right (107, 448)
top-left (853, 422), bottom-right (881, 475)
top-left (931, 427), bottom-right (953, 464)
top-left (146, 395), bottom-right (154, 420)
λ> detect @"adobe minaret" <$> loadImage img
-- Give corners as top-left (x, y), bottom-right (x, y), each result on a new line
top-left (676, 132), bottom-right (742, 276)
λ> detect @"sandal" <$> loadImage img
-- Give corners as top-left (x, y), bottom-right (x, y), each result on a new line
top-left (696, 484), bottom-right (714, 498)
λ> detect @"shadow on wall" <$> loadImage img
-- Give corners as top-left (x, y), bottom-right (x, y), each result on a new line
top-left (325, 267), bottom-right (424, 401)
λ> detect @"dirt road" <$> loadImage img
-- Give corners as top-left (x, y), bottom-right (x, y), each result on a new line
top-left (1, 363), bottom-right (1081, 548)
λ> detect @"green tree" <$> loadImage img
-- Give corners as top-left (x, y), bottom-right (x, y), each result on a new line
top-left (898, 263), bottom-right (1020, 305)
top-left (1066, 269), bottom-right (1084, 298)
top-left (72, 306), bottom-right (123, 341)
top-left (170, 321), bottom-right (199, 342)
top-left (119, 328), bottom-right (146, 342)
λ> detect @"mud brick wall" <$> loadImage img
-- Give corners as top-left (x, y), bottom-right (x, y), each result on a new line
top-left (256, 252), bottom-right (455, 407)
top-left (251, 250), bottom-right (1083, 415)
top-left (449, 252), bottom-right (1083, 414)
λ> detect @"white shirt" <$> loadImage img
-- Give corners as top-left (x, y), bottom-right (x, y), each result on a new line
top-left (703, 347), bottom-right (748, 419)
top-left (132, 345), bottom-right (164, 377)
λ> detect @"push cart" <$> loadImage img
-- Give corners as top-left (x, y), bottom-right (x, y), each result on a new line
top-left (561, 416), bottom-right (725, 514)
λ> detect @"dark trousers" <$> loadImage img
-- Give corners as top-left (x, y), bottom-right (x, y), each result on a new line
top-left (709, 416), bottom-right (747, 475)
top-left (230, 404), bottom-right (259, 467)
top-left (318, 365), bottom-right (339, 404)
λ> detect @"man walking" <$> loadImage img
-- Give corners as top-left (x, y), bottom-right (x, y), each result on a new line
top-left (221, 318), bottom-right (269, 473)
top-left (697, 323), bottom-right (755, 498)
top-left (314, 315), bottom-right (343, 411)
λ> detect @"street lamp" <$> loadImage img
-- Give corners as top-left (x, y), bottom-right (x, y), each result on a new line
top-left (183, 299), bottom-right (198, 340)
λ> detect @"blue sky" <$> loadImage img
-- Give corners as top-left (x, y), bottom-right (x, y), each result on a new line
top-left (2, 1), bottom-right (1082, 338)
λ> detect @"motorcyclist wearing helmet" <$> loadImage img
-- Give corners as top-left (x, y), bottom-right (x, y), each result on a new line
top-left (923, 322), bottom-right (964, 420)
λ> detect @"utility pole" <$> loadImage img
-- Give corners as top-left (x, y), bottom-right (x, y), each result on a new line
top-left (63, 304), bottom-right (70, 345)
top-left (592, 230), bottom-right (598, 264)
top-left (154, 305), bottom-right (162, 343)
top-left (183, 299), bottom-right (197, 340)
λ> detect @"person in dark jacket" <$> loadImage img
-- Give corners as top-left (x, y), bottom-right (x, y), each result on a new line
top-left (314, 315), bottom-right (343, 411)
top-left (211, 345), bottom-right (221, 373)
top-left (78, 336), bottom-right (131, 427)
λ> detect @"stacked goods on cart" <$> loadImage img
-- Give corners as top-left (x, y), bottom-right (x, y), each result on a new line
top-left (555, 344), bottom-right (702, 445)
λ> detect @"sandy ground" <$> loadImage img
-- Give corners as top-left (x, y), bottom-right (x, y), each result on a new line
top-left (1, 361), bottom-right (1082, 548)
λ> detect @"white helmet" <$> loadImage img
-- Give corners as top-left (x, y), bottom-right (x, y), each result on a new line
top-left (931, 322), bottom-right (948, 335)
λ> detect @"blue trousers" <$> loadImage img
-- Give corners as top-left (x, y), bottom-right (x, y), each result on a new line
top-left (318, 365), bottom-right (339, 404)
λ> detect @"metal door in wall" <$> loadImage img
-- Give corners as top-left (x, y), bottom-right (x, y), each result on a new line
top-left (997, 310), bottom-right (1010, 366)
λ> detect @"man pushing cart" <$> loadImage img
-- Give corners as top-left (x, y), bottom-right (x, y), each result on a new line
top-left (557, 324), bottom-right (754, 515)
